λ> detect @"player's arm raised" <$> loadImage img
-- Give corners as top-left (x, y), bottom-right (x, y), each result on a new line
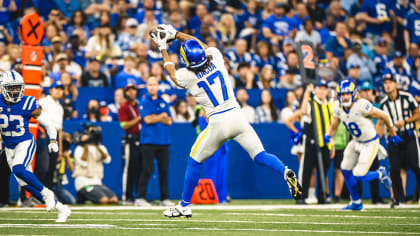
top-left (31, 107), bottom-right (58, 152)
top-left (151, 25), bottom-right (185, 89)
top-left (368, 107), bottom-right (397, 137)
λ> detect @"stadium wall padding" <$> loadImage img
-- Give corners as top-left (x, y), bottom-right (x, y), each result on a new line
top-left (9, 122), bottom-right (417, 201)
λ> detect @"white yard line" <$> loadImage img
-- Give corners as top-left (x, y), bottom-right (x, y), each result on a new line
top-left (0, 218), bottom-right (419, 226)
top-left (1, 204), bottom-right (419, 211)
top-left (0, 223), bottom-right (419, 235)
top-left (0, 223), bottom-right (115, 229)
top-left (116, 227), bottom-right (420, 235)
top-left (226, 212), bottom-right (420, 219)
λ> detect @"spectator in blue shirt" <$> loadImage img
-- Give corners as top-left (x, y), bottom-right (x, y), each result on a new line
top-left (54, 0), bottom-right (79, 18)
top-left (188, 3), bottom-right (208, 34)
top-left (393, 0), bottom-right (412, 53)
top-left (325, 21), bottom-right (352, 61)
top-left (65, 10), bottom-right (90, 41)
top-left (373, 38), bottom-right (390, 87)
top-left (406, 43), bottom-right (419, 68)
top-left (68, 34), bottom-right (86, 68)
top-left (225, 39), bottom-right (257, 73)
top-left (404, 1), bottom-right (420, 51)
top-left (254, 40), bottom-right (276, 71)
top-left (114, 18), bottom-right (143, 56)
top-left (114, 56), bottom-right (142, 89)
top-left (357, 0), bottom-right (395, 50)
top-left (383, 51), bottom-right (413, 91)
top-left (262, 2), bottom-right (294, 49)
top-left (135, 0), bottom-right (162, 25)
top-left (0, 0), bottom-right (16, 26)
top-left (346, 40), bottom-right (377, 82)
top-left (136, 76), bottom-right (174, 207)
top-left (346, 64), bottom-right (363, 88)
top-left (290, 2), bottom-right (309, 31)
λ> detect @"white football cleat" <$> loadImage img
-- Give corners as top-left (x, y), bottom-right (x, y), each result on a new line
top-left (56, 204), bottom-right (71, 223)
top-left (163, 205), bottom-right (192, 218)
top-left (41, 188), bottom-right (56, 211)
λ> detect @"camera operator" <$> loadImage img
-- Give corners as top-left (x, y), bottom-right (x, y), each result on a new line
top-left (51, 132), bottom-right (76, 205)
top-left (73, 125), bottom-right (118, 205)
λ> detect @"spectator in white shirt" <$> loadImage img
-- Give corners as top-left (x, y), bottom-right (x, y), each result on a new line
top-left (236, 88), bottom-right (256, 123)
top-left (38, 80), bottom-right (64, 188)
top-left (295, 19), bottom-right (321, 50)
top-left (280, 90), bottom-right (297, 123)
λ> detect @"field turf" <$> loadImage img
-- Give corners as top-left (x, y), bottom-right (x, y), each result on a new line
top-left (0, 200), bottom-right (419, 235)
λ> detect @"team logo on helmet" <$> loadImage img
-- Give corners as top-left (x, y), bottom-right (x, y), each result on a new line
top-left (337, 80), bottom-right (357, 108)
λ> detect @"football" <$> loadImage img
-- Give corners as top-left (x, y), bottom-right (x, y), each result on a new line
top-left (149, 26), bottom-right (175, 43)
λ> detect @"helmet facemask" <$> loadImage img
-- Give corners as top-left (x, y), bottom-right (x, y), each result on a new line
top-left (338, 92), bottom-right (354, 108)
top-left (1, 83), bottom-right (24, 103)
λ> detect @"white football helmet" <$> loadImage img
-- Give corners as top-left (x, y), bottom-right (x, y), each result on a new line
top-left (0, 70), bottom-right (25, 103)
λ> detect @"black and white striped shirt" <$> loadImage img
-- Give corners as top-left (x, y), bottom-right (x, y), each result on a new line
top-left (379, 91), bottom-right (419, 134)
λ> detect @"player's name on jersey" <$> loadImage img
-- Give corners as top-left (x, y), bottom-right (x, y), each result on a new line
top-left (197, 63), bottom-right (216, 79)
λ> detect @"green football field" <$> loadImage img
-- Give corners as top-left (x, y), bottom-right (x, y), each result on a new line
top-left (0, 200), bottom-right (419, 235)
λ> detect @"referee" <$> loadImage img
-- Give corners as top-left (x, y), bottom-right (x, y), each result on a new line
top-left (379, 74), bottom-right (420, 207)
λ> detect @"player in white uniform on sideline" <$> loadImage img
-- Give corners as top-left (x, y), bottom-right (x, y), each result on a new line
top-left (149, 25), bottom-right (302, 218)
top-left (0, 70), bottom-right (71, 222)
top-left (324, 80), bottom-right (400, 210)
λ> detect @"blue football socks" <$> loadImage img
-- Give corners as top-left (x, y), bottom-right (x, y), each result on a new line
top-left (12, 164), bottom-right (44, 192)
top-left (254, 151), bottom-right (286, 176)
top-left (342, 169), bottom-right (360, 202)
top-left (181, 158), bottom-right (203, 207)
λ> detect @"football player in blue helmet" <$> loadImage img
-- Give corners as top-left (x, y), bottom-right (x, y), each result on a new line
top-left (0, 70), bottom-right (71, 222)
top-left (324, 79), bottom-right (401, 210)
top-left (180, 39), bottom-right (208, 69)
top-left (337, 80), bottom-right (358, 108)
top-left (151, 24), bottom-right (302, 218)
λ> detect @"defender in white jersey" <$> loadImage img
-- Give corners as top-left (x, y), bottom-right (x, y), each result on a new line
top-left (324, 80), bottom-right (400, 210)
top-left (150, 25), bottom-right (302, 218)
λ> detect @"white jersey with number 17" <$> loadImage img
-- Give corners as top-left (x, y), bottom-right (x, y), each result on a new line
top-left (175, 47), bottom-right (239, 116)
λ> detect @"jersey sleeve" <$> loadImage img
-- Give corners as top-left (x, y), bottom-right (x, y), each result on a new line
top-left (332, 101), bottom-right (341, 118)
top-left (358, 99), bottom-right (373, 116)
top-left (25, 96), bottom-right (38, 113)
top-left (174, 69), bottom-right (189, 88)
top-left (359, 0), bottom-right (369, 13)
top-left (206, 47), bottom-right (224, 63)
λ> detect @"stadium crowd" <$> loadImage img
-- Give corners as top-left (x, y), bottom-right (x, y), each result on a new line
top-left (0, 0), bottom-right (420, 206)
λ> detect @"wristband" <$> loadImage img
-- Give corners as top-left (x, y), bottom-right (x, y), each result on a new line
top-left (50, 139), bottom-right (57, 143)
top-left (164, 62), bottom-right (175, 67)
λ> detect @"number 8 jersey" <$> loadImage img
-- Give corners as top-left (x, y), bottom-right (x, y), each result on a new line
top-left (332, 98), bottom-right (377, 142)
top-left (0, 95), bottom-right (38, 149)
top-left (175, 47), bottom-right (239, 116)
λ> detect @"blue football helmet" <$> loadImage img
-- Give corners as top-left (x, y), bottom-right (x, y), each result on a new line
top-left (180, 39), bottom-right (207, 69)
top-left (337, 80), bottom-right (357, 108)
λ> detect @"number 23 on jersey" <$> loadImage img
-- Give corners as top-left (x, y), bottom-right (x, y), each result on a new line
top-left (0, 114), bottom-right (25, 136)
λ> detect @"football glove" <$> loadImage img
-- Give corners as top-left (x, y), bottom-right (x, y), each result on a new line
top-left (151, 28), bottom-right (169, 51)
top-left (323, 134), bottom-right (331, 144)
top-left (48, 140), bottom-right (59, 153)
top-left (389, 134), bottom-right (402, 145)
top-left (290, 131), bottom-right (302, 145)
top-left (158, 24), bottom-right (177, 41)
